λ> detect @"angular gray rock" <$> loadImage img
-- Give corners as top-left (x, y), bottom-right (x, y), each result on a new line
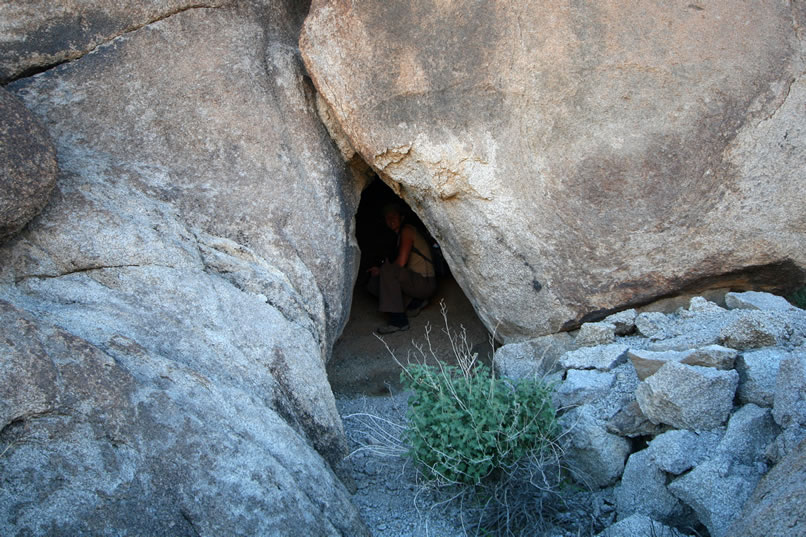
top-left (559, 405), bottom-right (631, 489)
top-left (669, 459), bottom-right (762, 537)
top-left (766, 426), bottom-right (806, 463)
top-left (628, 345), bottom-right (736, 381)
top-left (684, 344), bottom-right (738, 370)
top-left (606, 400), bottom-right (666, 438)
top-left (554, 369), bottom-right (615, 410)
top-left (635, 312), bottom-right (671, 340)
top-left (772, 354), bottom-right (806, 428)
top-left (0, 87), bottom-right (59, 242)
top-left (560, 344), bottom-right (629, 372)
top-left (636, 362), bottom-right (739, 430)
top-left (667, 405), bottom-right (777, 537)
top-left (647, 429), bottom-right (722, 475)
top-left (575, 321), bottom-right (616, 347)
top-left (728, 438), bottom-right (806, 537)
top-left (493, 332), bottom-right (574, 380)
top-left (688, 296), bottom-right (727, 314)
top-left (719, 311), bottom-right (790, 349)
top-left (603, 308), bottom-right (637, 336)
top-left (595, 514), bottom-right (688, 537)
top-left (627, 348), bottom-right (692, 381)
top-left (615, 449), bottom-right (689, 525)
top-left (301, 0), bottom-right (806, 340)
top-left (719, 404), bottom-right (778, 466)
top-left (736, 349), bottom-right (790, 407)
top-left (726, 290), bottom-right (798, 312)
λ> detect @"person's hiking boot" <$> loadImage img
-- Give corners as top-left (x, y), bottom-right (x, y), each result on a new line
top-left (406, 298), bottom-right (428, 318)
top-left (375, 323), bottom-right (410, 335)
top-left (376, 312), bottom-right (409, 335)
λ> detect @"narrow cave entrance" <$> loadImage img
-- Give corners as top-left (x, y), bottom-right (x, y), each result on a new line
top-left (328, 177), bottom-right (493, 396)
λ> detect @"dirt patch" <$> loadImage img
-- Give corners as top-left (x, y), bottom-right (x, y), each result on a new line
top-left (328, 276), bottom-right (494, 396)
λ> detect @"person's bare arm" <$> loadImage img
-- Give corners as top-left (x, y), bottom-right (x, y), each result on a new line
top-left (394, 226), bottom-right (414, 267)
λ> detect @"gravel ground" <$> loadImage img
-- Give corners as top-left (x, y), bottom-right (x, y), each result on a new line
top-left (330, 277), bottom-right (617, 536)
top-left (337, 392), bottom-right (469, 537)
top-left (335, 391), bottom-right (617, 537)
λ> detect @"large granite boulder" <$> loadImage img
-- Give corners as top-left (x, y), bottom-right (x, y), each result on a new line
top-left (301, 0), bottom-right (806, 340)
top-left (1, 1), bottom-right (367, 535)
top-left (0, 87), bottom-right (58, 242)
top-left (0, 300), bottom-right (365, 536)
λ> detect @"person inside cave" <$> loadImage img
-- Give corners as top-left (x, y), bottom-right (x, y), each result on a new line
top-left (366, 203), bottom-right (437, 334)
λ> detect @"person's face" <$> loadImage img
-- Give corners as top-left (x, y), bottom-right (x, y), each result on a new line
top-left (384, 211), bottom-right (402, 233)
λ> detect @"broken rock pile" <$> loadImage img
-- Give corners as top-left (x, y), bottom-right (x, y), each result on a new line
top-left (495, 291), bottom-right (806, 537)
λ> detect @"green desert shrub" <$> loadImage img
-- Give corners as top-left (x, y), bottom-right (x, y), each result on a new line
top-left (401, 361), bottom-right (559, 486)
top-left (364, 302), bottom-right (576, 535)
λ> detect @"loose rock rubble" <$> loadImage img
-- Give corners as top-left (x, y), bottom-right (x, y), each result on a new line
top-left (495, 291), bottom-right (806, 537)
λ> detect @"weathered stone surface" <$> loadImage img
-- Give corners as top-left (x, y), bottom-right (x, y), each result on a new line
top-left (766, 426), bottom-right (806, 463)
top-left (634, 312), bottom-right (671, 340)
top-left (301, 0), bottom-right (806, 340)
top-left (669, 459), bottom-right (762, 537)
top-left (575, 321), bottom-right (616, 347)
top-left (736, 349), bottom-right (790, 407)
top-left (6, 2), bottom-right (359, 352)
top-left (560, 344), bottom-right (629, 372)
top-left (720, 404), bottom-right (778, 466)
top-left (719, 311), bottom-right (791, 349)
top-left (647, 429), bottom-right (722, 476)
top-left (606, 400), bottom-right (666, 438)
top-left (603, 308), bottom-right (637, 336)
top-left (493, 332), bottom-right (574, 380)
top-left (0, 87), bottom-right (59, 242)
top-left (615, 449), bottom-right (689, 525)
top-left (0, 300), bottom-right (367, 536)
top-left (1, 2), bottom-right (368, 535)
top-left (0, 0), bottom-right (229, 83)
top-left (559, 405), bottom-right (631, 489)
top-left (595, 514), bottom-right (688, 537)
top-left (574, 361), bottom-right (643, 429)
top-left (772, 354), bottom-right (806, 428)
top-left (668, 405), bottom-right (776, 537)
top-left (688, 296), bottom-right (727, 314)
top-left (683, 344), bottom-right (737, 370)
top-left (729, 438), bottom-right (806, 537)
top-left (644, 305), bottom-right (806, 352)
top-left (627, 348), bottom-right (692, 380)
top-left (554, 369), bottom-right (615, 410)
top-left (636, 362), bottom-right (739, 430)
top-left (644, 311), bottom-right (723, 352)
top-left (726, 290), bottom-right (798, 312)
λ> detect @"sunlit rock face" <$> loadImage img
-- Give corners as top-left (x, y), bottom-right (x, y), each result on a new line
top-left (301, 0), bottom-right (806, 341)
top-left (0, 1), bottom-right (368, 535)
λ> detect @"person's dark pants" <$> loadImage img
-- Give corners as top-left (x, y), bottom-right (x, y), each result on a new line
top-left (367, 263), bottom-right (436, 315)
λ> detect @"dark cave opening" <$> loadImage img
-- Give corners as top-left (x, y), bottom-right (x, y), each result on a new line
top-left (328, 176), bottom-right (493, 396)
top-left (352, 177), bottom-right (447, 291)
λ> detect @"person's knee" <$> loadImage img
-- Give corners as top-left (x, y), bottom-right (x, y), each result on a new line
top-left (380, 262), bottom-right (400, 280)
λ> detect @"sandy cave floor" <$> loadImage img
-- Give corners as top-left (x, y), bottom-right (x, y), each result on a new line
top-left (328, 275), bottom-right (495, 396)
